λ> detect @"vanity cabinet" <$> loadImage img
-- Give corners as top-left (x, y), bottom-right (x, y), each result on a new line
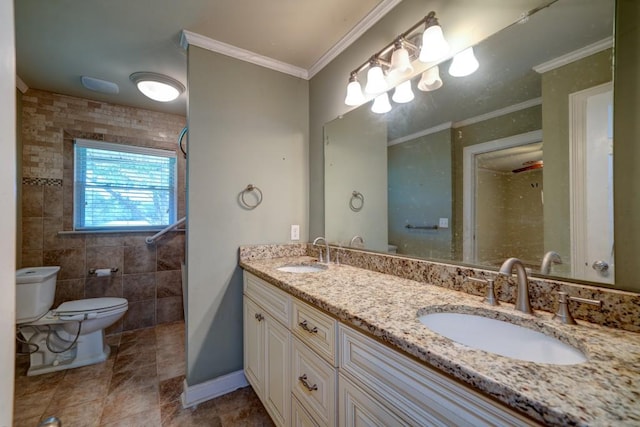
top-left (244, 274), bottom-right (292, 427)
top-left (244, 271), bottom-right (533, 427)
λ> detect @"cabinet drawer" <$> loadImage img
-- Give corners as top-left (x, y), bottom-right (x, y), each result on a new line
top-left (291, 337), bottom-right (337, 427)
top-left (244, 272), bottom-right (291, 327)
top-left (292, 395), bottom-right (321, 427)
top-left (338, 373), bottom-right (409, 427)
top-left (292, 299), bottom-right (337, 366)
top-left (339, 325), bottom-right (534, 427)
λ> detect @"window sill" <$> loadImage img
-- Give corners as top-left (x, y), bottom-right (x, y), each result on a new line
top-left (57, 228), bottom-right (186, 236)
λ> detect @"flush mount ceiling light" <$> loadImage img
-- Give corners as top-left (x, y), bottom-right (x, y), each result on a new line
top-left (343, 11), bottom-right (451, 113)
top-left (81, 76), bottom-right (119, 94)
top-left (129, 72), bottom-right (185, 102)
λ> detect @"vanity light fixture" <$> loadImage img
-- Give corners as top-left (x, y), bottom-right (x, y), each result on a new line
top-left (448, 47), bottom-right (480, 77)
top-left (417, 65), bottom-right (443, 91)
top-left (343, 11), bottom-right (450, 109)
top-left (371, 93), bottom-right (392, 114)
top-left (392, 80), bottom-right (415, 103)
top-left (129, 72), bottom-right (185, 102)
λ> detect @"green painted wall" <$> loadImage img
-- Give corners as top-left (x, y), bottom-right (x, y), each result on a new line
top-left (186, 46), bottom-right (309, 385)
top-left (614, 0), bottom-right (640, 292)
top-left (388, 130), bottom-right (453, 258)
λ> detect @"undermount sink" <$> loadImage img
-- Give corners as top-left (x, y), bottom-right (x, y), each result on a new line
top-left (418, 312), bottom-right (587, 365)
top-left (276, 263), bottom-right (328, 273)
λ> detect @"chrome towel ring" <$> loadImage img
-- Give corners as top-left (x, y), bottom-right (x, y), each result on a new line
top-left (240, 184), bottom-right (263, 210)
top-left (349, 191), bottom-right (364, 212)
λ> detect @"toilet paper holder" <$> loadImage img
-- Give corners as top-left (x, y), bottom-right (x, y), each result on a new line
top-left (88, 267), bottom-right (119, 276)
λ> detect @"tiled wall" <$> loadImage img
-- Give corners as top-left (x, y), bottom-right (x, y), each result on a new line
top-left (20, 89), bottom-right (187, 332)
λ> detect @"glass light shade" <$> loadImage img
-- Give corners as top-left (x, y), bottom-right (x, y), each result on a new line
top-left (417, 66), bottom-right (443, 92)
top-left (419, 25), bottom-right (450, 63)
top-left (344, 80), bottom-right (365, 106)
top-left (392, 80), bottom-right (414, 104)
top-left (390, 47), bottom-right (413, 79)
top-left (365, 65), bottom-right (388, 94)
top-left (449, 47), bottom-right (480, 77)
top-left (371, 93), bottom-right (392, 114)
top-left (136, 80), bottom-right (181, 102)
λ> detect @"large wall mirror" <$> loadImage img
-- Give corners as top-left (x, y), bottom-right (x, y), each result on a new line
top-left (324, 0), bottom-right (624, 288)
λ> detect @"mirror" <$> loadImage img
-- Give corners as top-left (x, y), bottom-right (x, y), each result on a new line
top-left (324, 0), bottom-right (618, 286)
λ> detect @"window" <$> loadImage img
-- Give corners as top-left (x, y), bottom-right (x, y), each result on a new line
top-left (74, 139), bottom-right (177, 230)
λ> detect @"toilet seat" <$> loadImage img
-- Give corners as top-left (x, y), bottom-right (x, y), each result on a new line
top-left (54, 298), bottom-right (128, 320)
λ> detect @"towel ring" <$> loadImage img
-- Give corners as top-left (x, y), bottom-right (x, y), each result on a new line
top-left (349, 191), bottom-right (364, 212)
top-left (240, 184), bottom-right (263, 209)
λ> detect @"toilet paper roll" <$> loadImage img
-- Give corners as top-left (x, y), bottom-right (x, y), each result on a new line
top-left (95, 268), bottom-right (112, 277)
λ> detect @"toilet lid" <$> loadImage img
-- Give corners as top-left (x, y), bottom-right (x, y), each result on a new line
top-left (54, 297), bottom-right (128, 315)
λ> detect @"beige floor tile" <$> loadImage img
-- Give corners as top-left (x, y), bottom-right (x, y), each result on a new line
top-left (159, 376), bottom-right (185, 406)
top-left (160, 399), bottom-right (221, 427)
top-left (14, 369), bottom-right (66, 398)
top-left (13, 387), bottom-right (57, 422)
top-left (121, 327), bottom-right (157, 345)
top-left (40, 398), bottom-right (103, 427)
top-left (13, 415), bottom-right (42, 427)
top-left (101, 384), bottom-right (160, 424)
top-left (113, 350), bottom-right (157, 374)
top-left (100, 407), bottom-right (162, 427)
top-left (46, 373), bottom-right (110, 410)
top-left (62, 358), bottom-right (114, 383)
top-left (109, 364), bottom-right (159, 394)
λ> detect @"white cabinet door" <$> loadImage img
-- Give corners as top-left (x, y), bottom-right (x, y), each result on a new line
top-left (338, 374), bottom-right (408, 427)
top-left (265, 314), bottom-right (291, 427)
top-left (244, 296), bottom-right (264, 396)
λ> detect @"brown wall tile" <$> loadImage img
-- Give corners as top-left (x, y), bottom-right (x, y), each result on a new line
top-left (123, 273), bottom-right (156, 302)
top-left (53, 279), bottom-right (85, 307)
top-left (156, 270), bottom-right (182, 298)
top-left (21, 250), bottom-right (43, 268)
top-left (124, 246), bottom-right (157, 274)
top-left (157, 296), bottom-right (184, 324)
top-left (22, 185), bottom-right (43, 217)
top-left (43, 248), bottom-right (85, 280)
top-left (86, 246), bottom-right (123, 274)
top-left (22, 217), bottom-right (43, 251)
top-left (43, 186), bottom-right (63, 217)
top-left (124, 300), bottom-right (156, 331)
top-left (85, 276), bottom-right (123, 298)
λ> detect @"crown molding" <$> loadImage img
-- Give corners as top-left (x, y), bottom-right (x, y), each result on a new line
top-left (533, 36), bottom-right (613, 74)
top-left (453, 97), bottom-right (542, 128)
top-left (181, 30), bottom-right (309, 79)
top-left (15, 75), bottom-right (28, 93)
top-left (307, 0), bottom-right (403, 79)
top-left (388, 122), bottom-right (453, 146)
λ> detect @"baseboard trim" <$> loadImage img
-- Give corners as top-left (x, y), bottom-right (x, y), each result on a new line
top-left (181, 369), bottom-right (249, 408)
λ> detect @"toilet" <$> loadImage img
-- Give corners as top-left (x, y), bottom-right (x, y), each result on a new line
top-left (16, 266), bottom-right (128, 376)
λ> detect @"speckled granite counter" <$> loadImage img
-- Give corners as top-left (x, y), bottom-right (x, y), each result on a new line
top-left (240, 255), bottom-right (640, 426)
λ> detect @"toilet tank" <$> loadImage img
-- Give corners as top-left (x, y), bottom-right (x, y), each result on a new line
top-left (16, 266), bottom-right (60, 324)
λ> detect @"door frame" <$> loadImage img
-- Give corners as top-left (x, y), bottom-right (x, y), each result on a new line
top-left (569, 81), bottom-right (614, 281)
top-left (462, 130), bottom-right (543, 262)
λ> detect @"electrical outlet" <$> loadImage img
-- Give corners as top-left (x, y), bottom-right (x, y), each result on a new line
top-left (438, 218), bottom-right (449, 228)
top-left (291, 224), bottom-right (300, 241)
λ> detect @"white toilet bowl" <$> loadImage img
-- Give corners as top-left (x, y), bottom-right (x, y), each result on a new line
top-left (16, 267), bottom-right (128, 376)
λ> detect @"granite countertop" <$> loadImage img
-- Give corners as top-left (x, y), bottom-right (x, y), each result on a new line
top-left (240, 256), bottom-right (640, 426)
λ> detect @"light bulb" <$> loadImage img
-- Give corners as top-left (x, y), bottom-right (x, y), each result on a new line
top-left (344, 79), bottom-right (365, 106)
top-left (392, 80), bottom-right (414, 104)
top-left (449, 47), bottom-right (479, 77)
top-left (390, 47), bottom-right (413, 79)
top-left (365, 65), bottom-right (388, 94)
top-left (419, 25), bottom-right (450, 63)
top-left (417, 66), bottom-right (443, 91)
top-left (371, 93), bottom-right (392, 114)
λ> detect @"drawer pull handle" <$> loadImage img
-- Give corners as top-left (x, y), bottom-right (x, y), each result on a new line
top-left (299, 320), bottom-right (318, 334)
top-left (255, 313), bottom-right (264, 322)
top-left (298, 374), bottom-right (318, 391)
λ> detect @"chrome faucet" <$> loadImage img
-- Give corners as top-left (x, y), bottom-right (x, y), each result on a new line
top-left (540, 251), bottom-right (562, 274)
top-left (312, 237), bottom-right (330, 264)
top-left (499, 258), bottom-right (532, 314)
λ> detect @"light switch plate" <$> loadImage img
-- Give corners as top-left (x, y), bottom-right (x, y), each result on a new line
top-left (438, 218), bottom-right (449, 228)
top-left (291, 224), bottom-right (300, 240)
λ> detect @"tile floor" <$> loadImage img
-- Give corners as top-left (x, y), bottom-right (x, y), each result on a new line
top-left (13, 321), bottom-right (274, 426)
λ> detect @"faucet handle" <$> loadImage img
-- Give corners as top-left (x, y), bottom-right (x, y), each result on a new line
top-left (553, 291), bottom-right (602, 325)
top-left (467, 277), bottom-right (500, 306)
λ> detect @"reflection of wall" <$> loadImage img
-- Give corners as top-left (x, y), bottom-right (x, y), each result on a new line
top-left (325, 107), bottom-right (387, 251)
top-left (477, 169), bottom-right (543, 265)
top-left (19, 89), bottom-right (187, 332)
top-left (614, 0), bottom-right (640, 292)
top-left (187, 46), bottom-right (308, 386)
top-left (388, 129), bottom-right (452, 258)
top-left (16, 89), bottom-right (22, 268)
top-left (541, 49), bottom-right (612, 266)
top-left (453, 105), bottom-right (542, 258)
